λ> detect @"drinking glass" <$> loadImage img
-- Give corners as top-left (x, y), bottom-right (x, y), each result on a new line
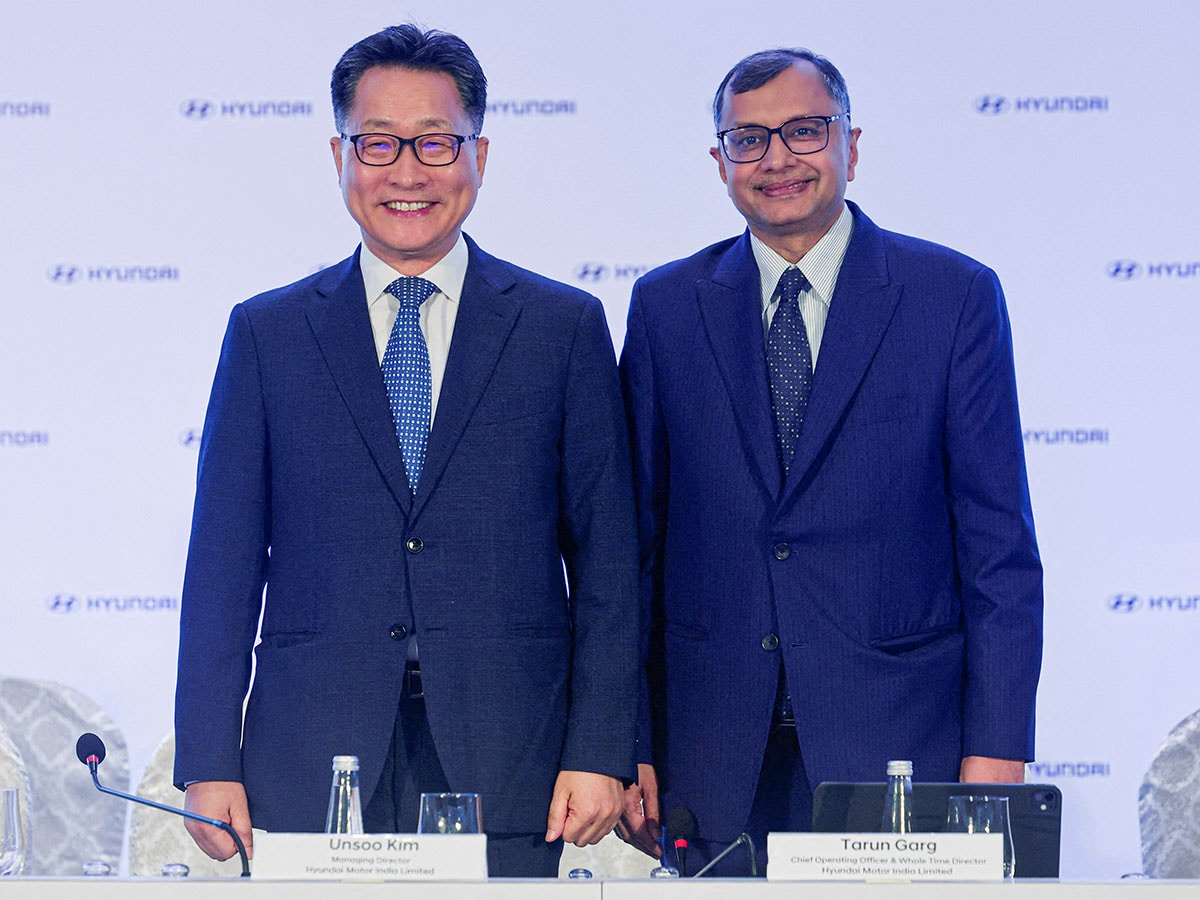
top-left (946, 794), bottom-right (1015, 878)
top-left (417, 792), bottom-right (482, 834)
top-left (0, 788), bottom-right (24, 877)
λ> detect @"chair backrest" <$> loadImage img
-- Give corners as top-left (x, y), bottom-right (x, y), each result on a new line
top-left (1140, 707), bottom-right (1200, 878)
top-left (0, 677), bottom-right (128, 875)
top-left (128, 731), bottom-right (245, 877)
top-left (0, 722), bottom-right (34, 875)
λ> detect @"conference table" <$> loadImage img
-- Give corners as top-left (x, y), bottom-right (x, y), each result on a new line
top-left (3, 879), bottom-right (1197, 899)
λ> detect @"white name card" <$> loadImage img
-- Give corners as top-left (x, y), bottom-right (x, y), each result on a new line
top-left (767, 832), bottom-right (1004, 881)
top-left (252, 832), bottom-right (488, 881)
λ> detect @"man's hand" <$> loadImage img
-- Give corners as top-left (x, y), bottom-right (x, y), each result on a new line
top-left (959, 755), bottom-right (1026, 783)
top-left (545, 770), bottom-right (624, 847)
top-left (183, 780), bottom-right (254, 861)
top-left (615, 763), bottom-right (662, 858)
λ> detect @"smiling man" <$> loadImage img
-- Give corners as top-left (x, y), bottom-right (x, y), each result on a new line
top-left (616, 48), bottom-right (1043, 875)
top-left (173, 25), bottom-right (638, 878)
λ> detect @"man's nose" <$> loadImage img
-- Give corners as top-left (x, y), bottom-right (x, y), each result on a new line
top-left (385, 145), bottom-right (430, 181)
top-left (761, 131), bottom-right (800, 167)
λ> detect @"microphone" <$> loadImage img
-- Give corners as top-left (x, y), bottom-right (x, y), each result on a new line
top-left (75, 732), bottom-right (250, 877)
top-left (664, 807), bottom-right (697, 878)
top-left (76, 731), bottom-right (106, 771)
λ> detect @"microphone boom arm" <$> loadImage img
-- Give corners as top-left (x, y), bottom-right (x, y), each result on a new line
top-left (692, 832), bottom-right (758, 878)
top-left (83, 754), bottom-right (250, 877)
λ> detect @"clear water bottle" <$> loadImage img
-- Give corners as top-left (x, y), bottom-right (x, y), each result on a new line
top-left (881, 759), bottom-right (913, 833)
top-left (325, 755), bottom-right (364, 834)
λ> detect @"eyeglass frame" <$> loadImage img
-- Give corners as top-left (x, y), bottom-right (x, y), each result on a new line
top-left (339, 131), bottom-right (480, 167)
top-left (715, 114), bottom-right (847, 164)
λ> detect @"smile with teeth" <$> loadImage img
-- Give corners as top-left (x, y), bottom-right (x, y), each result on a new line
top-left (757, 179), bottom-right (810, 196)
top-left (386, 201), bottom-right (433, 211)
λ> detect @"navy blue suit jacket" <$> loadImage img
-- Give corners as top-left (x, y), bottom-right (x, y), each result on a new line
top-left (619, 203), bottom-right (1042, 840)
top-left (175, 236), bottom-right (638, 834)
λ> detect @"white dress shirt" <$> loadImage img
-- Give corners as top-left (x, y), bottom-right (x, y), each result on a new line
top-left (752, 202), bottom-right (855, 368)
top-left (360, 234), bottom-right (469, 427)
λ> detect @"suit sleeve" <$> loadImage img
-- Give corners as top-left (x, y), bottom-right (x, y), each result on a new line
top-left (174, 304), bottom-right (271, 789)
top-left (617, 285), bottom-right (668, 768)
top-left (556, 297), bottom-right (640, 781)
top-left (945, 267), bottom-right (1043, 761)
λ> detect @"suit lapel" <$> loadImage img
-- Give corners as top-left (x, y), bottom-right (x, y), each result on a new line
top-left (696, 234), bottom-right (781, 498)
top-left (305, 251), bottom-right (415, 515)
top-left (783, 205), bottom-right (902, 502)
top-left (411, 237), bottom-right (521, 521)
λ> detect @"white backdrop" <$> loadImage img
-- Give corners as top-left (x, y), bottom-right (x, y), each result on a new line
top-left (2, 0), bottom-right (1198, 879)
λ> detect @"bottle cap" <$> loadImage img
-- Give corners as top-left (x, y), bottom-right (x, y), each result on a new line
top-left (331, 755), bottom-right (360, 771)
top-left (886, 759), bottom-right (913, 776)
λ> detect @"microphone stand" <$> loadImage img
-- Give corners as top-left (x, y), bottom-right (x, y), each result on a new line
top-left (692, 832), bottom-right (758, 878)
top-left (85, 758), bottom-right (251, 877)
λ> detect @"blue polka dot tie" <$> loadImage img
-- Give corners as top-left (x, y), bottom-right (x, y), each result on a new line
top-left (382, 276), bottom-right (437, 494)
top-left (767, 267), bottom-right (813, 475)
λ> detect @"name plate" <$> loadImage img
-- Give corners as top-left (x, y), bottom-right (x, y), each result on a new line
top-left (767, 832), bottom-right (1003, 881)
top-left (252, 832), bottom-right (488, 881)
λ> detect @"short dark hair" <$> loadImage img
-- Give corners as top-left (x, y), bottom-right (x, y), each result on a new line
top-left (712, 48), bottom-right (850, 129)
top-left (331, 24), bottom-right (488, 134)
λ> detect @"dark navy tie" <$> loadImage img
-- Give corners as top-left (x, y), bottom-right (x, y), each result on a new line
top-left (382, 276), bottom-right (437, 494)
top-left (766, 268), bottom-right (814, 475)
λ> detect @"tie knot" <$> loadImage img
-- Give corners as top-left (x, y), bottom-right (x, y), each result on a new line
top-left (774, 268), bottom-right (811, 304)
top-left (386, 276), bottom-right (438, 308)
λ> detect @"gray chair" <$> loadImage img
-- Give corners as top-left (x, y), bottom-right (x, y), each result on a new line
top-left (1139, 707), bottom-right (1200, 877)
top-left (0, 677), bottom-right (128, 875)
top-left (0, 721), bottom-right (33, 875)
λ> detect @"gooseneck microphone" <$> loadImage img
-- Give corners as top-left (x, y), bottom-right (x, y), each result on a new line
top-left (664, 807), bottom-right (698, 877)
top-left (75, 732), bottom-right (251, 877)
top-left (692, 831), bottom-right (758, 878)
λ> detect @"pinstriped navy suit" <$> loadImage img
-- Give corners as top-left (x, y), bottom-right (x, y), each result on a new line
top-left (175, 236), bottom-right (638, 836)
top-left (619, 202), bottom-right (1042, 840)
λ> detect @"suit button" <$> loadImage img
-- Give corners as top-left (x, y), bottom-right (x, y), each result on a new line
top-left (773, 542), bottom-right (791, 560)
top-left (406, 537), bottom-right (424, 554)
top-left (389, 624), bottom-right (408, 641)
top-left (761, 633), bottom-right (780, 651)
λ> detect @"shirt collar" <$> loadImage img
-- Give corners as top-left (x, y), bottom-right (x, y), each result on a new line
top-left (361, 233), bottom-right (470, 307)
top-left (751, 202), bottom-right (855, 310)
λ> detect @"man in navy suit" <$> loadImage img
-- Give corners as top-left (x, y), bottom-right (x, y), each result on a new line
top-left (173, 25), bottom-right (638, 878)
top-left (616, 48), bottom-right (1043, 874)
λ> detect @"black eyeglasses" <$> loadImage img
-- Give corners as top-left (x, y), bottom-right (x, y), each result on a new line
top-left (340, 131), bottom-right (479, 167)
top-left (716, 115), bottom-right (846, 163)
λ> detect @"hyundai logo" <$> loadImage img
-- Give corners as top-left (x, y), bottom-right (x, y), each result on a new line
top-left (573, 263), bottom-right (609, 283)
top-left (46, 264), bottom-right (82, 285)
top-left (45, 593), bottom-right (81, 614)
top-left (1108, 593), bottom-right (1141, 613)
top-left (974, 95), bottom-right (1009, 115)
top-left (1106, 260), bottom-right (1141, 280)
top-left (180, 98), bottom-right (215, 120)
top-left (178, 428), bottom-right (203, 448)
